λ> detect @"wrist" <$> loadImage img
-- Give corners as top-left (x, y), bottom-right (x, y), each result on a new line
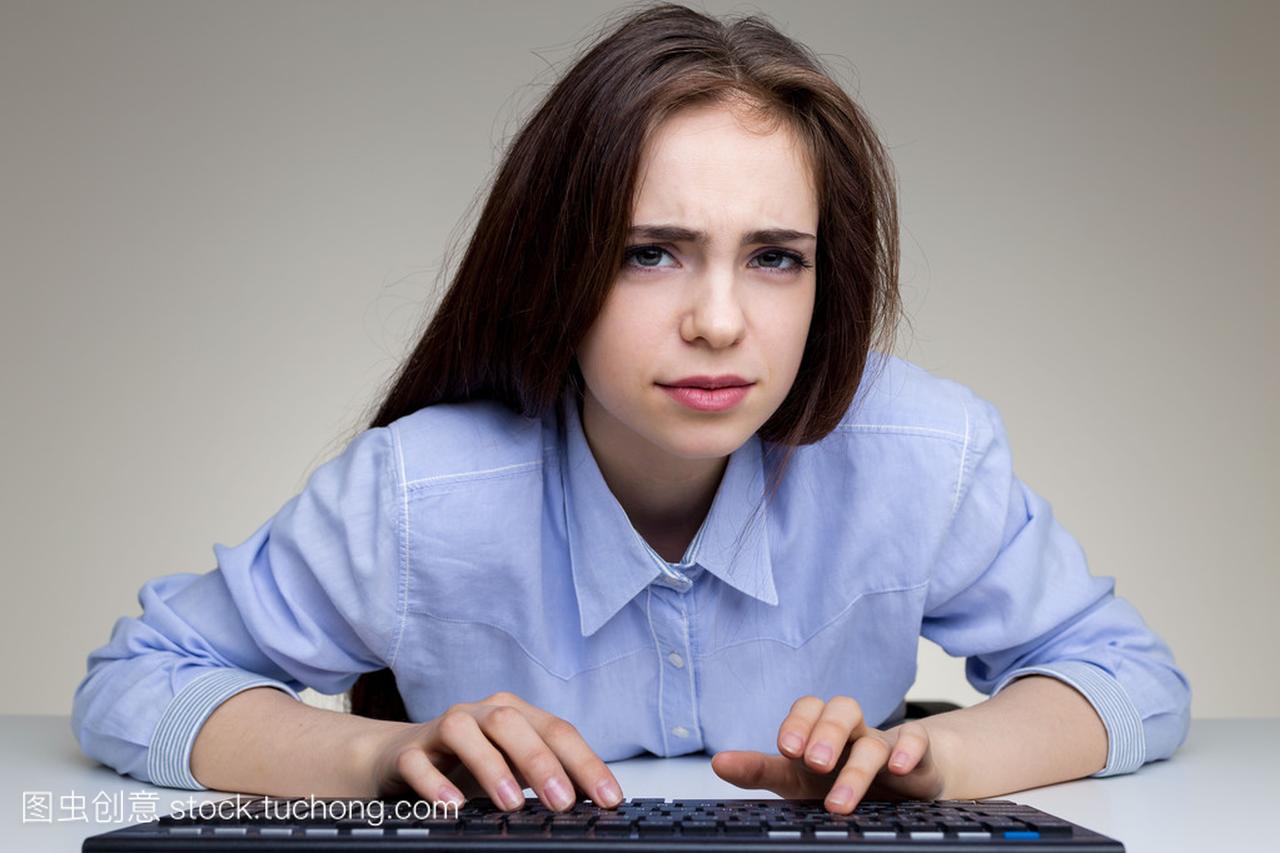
top-left (347, 717), bottom-right (418, 798)
top-left (914, 715), bottom-right (968, 800)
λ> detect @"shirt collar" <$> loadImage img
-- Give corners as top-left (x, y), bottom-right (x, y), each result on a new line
top-left (558, 385), bottom-right (778, 637)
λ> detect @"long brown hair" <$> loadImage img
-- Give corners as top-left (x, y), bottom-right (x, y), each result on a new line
top-left (344, 1), bottom-right (902, 722)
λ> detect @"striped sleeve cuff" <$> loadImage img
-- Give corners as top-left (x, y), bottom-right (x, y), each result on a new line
top-left (990, 659), bottom-right (1146, 778)
top-left (147, 668), bottom-right (302, 789)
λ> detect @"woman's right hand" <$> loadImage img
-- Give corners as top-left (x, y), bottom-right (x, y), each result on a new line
top-left (364, 691), bottom-right (623, 813)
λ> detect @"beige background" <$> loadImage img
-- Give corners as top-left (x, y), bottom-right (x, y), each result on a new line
top-left (1, 0), bottom-right (1275, 719)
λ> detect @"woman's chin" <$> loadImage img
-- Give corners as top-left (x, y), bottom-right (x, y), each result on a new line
top-left (650, 419), bottom-right (754, 460)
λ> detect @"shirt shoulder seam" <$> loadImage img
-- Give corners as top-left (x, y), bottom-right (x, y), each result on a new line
top-left (832, 423), bottom-right (968, 444)
top-left (388, 423), bottom-right (410, 669)
top-left (949, 401), bottom-right (973, 520)
top-left (404, 458), bottom-right (544, 491)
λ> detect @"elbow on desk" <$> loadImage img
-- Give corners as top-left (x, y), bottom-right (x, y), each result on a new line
top-left (70, 674), bottom-right (152, 786)
top-left (1142, 674), bottom-right (1193, 767)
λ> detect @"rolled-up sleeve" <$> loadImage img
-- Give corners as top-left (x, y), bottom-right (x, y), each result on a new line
top-left (71, 424), bottom-right (404, 790)
top-left (920, 392), bottom-right (1192, 777)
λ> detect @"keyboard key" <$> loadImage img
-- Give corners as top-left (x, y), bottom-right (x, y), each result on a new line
top-left (1027, 820), bottom-right (1075, 837)
top-left (637, 824), bottom-right (679, 837)
top-left (549, 817), bottom-right (591, 835)
top-left (592, 823), bottom-right (633, 836)
top-left (724, 823), bottom-right (765, 836)
top-left (519, 812), bottom-right (553, 823)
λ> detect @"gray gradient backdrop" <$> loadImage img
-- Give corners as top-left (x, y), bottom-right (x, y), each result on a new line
top-left (1, 0), bottom-right (1275, 719)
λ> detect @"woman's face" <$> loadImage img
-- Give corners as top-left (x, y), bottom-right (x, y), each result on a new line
top-left (576, 101), bottom-right (818, 461)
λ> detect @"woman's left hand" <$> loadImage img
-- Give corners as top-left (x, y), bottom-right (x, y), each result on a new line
top-left (710, 695), bottom-right (950, 813)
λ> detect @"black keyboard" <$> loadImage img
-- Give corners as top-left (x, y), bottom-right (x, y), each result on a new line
top-left (81, 794), bottom-right (1125, 851)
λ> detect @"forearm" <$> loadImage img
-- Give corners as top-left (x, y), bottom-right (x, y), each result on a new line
top-left (190, 687), bottom-right (410, 797)
top-left (918, 675), bottom-right (1108, 800)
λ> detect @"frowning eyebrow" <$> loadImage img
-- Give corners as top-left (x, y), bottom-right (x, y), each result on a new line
top-left (627, 224), bottom-right (816, 245)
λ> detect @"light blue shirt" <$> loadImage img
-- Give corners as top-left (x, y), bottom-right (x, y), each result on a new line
top-left (72, 352), bottom-right (1191, 791)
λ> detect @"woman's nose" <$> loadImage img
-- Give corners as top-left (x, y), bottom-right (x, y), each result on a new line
top-left (681, 273), bottom-right (746, 348)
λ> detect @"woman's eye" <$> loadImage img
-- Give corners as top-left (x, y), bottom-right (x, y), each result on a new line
top-left (621, 245), bottom-right (812, 273)
top-left (624, 246), bottom-right (675, 269)
top-left (754, 250), bottom-right (811, 272)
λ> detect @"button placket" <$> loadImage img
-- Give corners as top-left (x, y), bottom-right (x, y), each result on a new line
top-left (647, 583), bottom-right (701, 753)
top-left (675, 590), bottom-right (702, 747)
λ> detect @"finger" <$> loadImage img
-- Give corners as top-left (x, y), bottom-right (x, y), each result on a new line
top-left (825, 734), bottom-right (892, 814)
top-left (534, 716), bottom-right (624, 809)
top-left (393, 747), bottom-right (467, 808)
top-left (430, 709), bottom-right (527, 811)
top-left (710, 751), bottom-right (815, 799)
top-left (888, 722), bottom-right (930, 774)
top-left (477, 704), bottom-right (576, 812)
top-left (481, 695), bottom-right (623, 810)
top-left (804, 696), bottom-right (867, 774)
top-left (777, 695), bottom-right (826, 758)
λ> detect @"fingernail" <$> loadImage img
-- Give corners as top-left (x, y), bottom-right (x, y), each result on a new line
top-left (781, 732), bottom-right (803, 753)
top-left (827, 784), bottom-right (853, 807)
top-left (497, 778), bottom-right (524, 810)
top-left (808, 743), bottom-right (833, 767)
top-left (440, 785), bottom-right (465, 807)
top-left (891, 751), bottom-right (909, 768)
top-left (595, 779), bottom-right (621, 807)
top-left (544, 776), bottom-right (573, 810)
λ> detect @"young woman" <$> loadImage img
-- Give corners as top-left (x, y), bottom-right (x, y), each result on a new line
top-left (72, 2), bottom-right (1191, 816)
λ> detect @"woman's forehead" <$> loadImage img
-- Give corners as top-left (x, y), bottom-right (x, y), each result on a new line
top-left (631, 106), bottom-right (816, 234)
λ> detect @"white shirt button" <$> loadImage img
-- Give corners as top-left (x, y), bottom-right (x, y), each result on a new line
top-left (657, 573), bottom-right (689, 591)
top-left (671, 725), bottom-right (690, 738)
top-left (667, 651), bottom-right (684, 668)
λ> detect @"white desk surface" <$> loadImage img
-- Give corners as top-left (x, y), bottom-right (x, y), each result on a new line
top-left (3, 716), bottom-right (1275, 852)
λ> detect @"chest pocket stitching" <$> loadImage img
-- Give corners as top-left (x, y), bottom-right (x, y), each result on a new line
top-left (697, 580), bottom-right (930, 658)
top-left (406, 607), bottom-right (651, 680)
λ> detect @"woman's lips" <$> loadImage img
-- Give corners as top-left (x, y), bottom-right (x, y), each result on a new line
top-left (657, 383), bottom-right (754, 412)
